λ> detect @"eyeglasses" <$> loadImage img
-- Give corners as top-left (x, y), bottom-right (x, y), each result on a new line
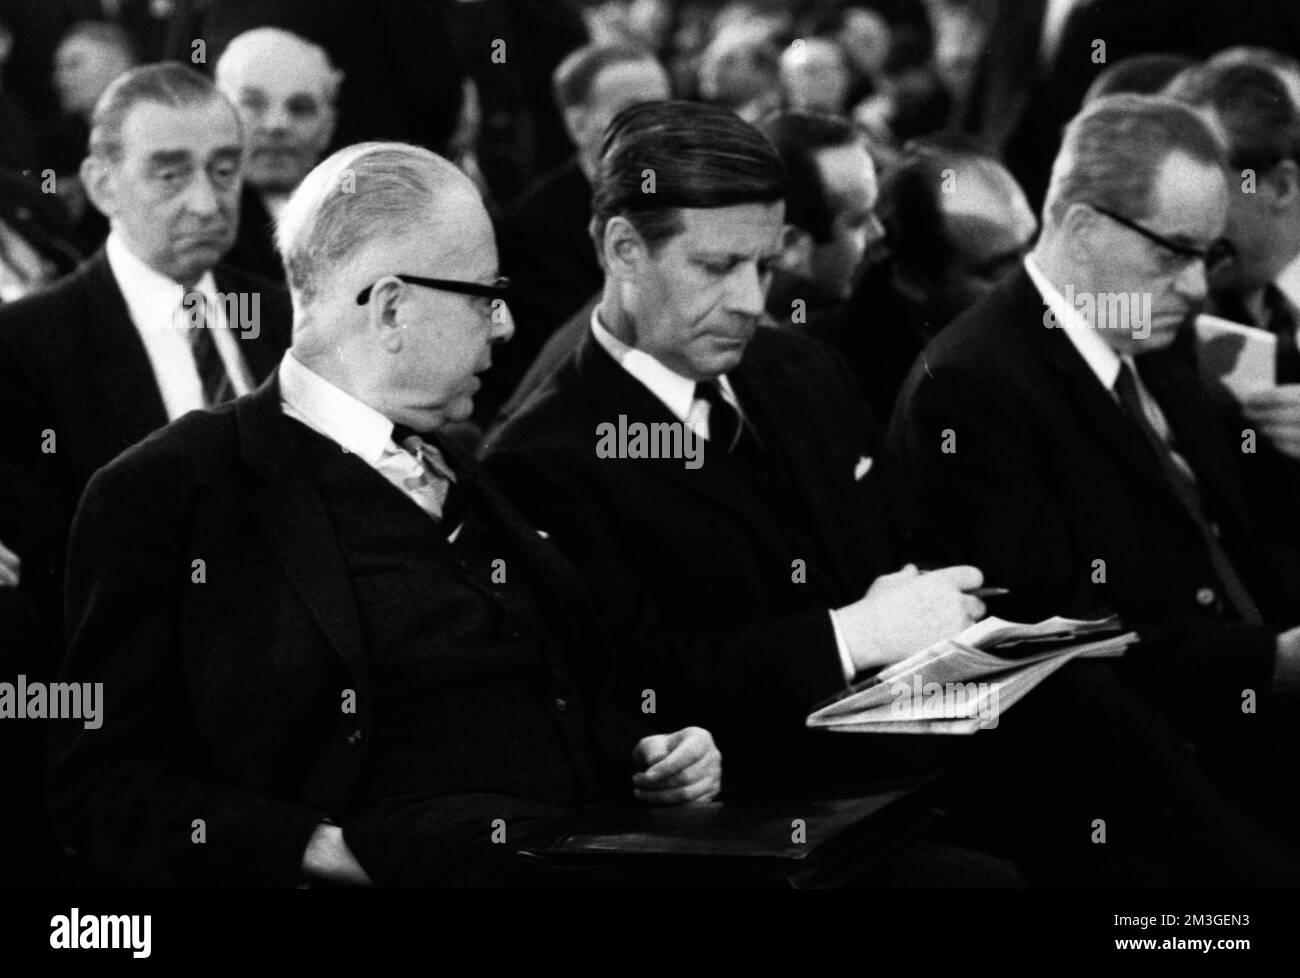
top-left (356, 274), bottom-right (511, 306)
top-left (1087, 205), bottom-right (1211, 270)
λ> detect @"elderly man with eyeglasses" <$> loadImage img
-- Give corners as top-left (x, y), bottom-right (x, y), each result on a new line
top-left (887, 93), bottom-right (1300, 855)
top-left (46, 141), bottom-right (723, 889)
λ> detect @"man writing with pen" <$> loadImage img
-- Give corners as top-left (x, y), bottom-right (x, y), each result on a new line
top-left (483, 101), bottom-right (1300, 887)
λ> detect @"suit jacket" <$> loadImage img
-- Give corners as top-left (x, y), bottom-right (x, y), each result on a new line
top-left (484, 326), bottom-right (897, 772)
top-left (223, 188), bottom-right (284, 283)
top-left (885, 268), bottom-right (1300, 724)
top-left (46, 374), bottom-right (641, 887)
top-left (0, 250), bottom-right (291, 640)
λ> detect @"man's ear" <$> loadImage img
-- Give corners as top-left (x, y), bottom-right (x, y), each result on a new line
top-left (601, 216), bottom-right (644, 281)
top-left (1059, 202), bottom-right (1099, 265)
top-left (366, 275), bottom-right (406, 352)
top-left (79, 156), bottom-right (114, 220)
top-left (777, 223), bottom-right (814, 277)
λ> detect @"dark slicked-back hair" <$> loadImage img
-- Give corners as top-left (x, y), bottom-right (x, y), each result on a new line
top-left (757, 111), bottom-right (857, 243)
top-left (590, 100), bottom-right (787, 253)
top-left (89, 62), bottom-right (235, 162)
top-left (1166, 61), bottom-right (1300, 174)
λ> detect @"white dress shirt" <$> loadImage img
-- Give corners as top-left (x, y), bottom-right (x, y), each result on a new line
top-left (106, 232), bottom-right (252, 421)
top-left (278, 353), bottom-right (458, 528)
top-left (590, 307), bottom-right (859, 682)
top-left (1025, 254), bottom-right (1194, 475)
top-left (1270, 249), bottom-right (1300, 349)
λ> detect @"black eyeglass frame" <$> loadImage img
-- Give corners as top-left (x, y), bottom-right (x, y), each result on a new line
top-left (1086, 204), bottom-right (1210, 262)
top-left (356, 274), bottom-right (511, 306)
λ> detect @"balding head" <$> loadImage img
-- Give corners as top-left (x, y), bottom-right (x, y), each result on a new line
top-left (216, 28), bottom-right (341, 194)
top-left (277, 143), bottom-right (510, 430)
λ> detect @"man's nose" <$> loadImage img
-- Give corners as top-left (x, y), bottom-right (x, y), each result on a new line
top-left (1174, 257), bottom-right (1209, 302)
top-left (727, 264), bottom-right (767, 316)
top-left (489, 299), bottom-right (515, 344)
top-left (182, 174), bottom-right (223, 218)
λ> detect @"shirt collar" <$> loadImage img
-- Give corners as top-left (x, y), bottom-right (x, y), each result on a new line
top-left (278, 352), bottom-right (398, 465)
top-left (105, 230), bottom-right (220, 332)
top-left (1274, 250), bottom-right (1300, 316)
top-left (589, 306), bottom-right (737, 421)
top-left (1024, 253), bottom-right (1122, 390)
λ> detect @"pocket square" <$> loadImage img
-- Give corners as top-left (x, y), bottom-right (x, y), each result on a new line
top-left (536, 529), bottom-right (550, 539)
top-left (854, 456), bottom-right (873, 480)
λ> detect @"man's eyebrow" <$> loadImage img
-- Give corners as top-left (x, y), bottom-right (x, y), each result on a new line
top-left (208, 146), bottom-right (244, 160)
top-left (145, 150), bottom-right (193, 168)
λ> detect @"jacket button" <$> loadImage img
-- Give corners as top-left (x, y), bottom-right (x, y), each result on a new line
top-left (1195, 587), bottom-right (1216, 607)
top-left (347, 729), bottom-right (364, 746)
top-left (553, 698), bottom-right (568, 713)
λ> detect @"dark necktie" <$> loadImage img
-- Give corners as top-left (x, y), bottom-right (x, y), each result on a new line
top-left (1262, 284), bottom-right (1300, 384)
top-left (185, 293), bottom-right (234, 408)
top-left (1113, 363), bottom-right (1264, 625)
top-left (695, 380), bottom-right (769, 483)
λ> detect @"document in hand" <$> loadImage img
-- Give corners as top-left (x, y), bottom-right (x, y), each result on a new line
top-left (806, 615), bottom-right (1137, 735)
top-left (1195, 313), bottom-right (1277, 401)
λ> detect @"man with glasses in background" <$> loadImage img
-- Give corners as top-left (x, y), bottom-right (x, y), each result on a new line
top-left (886, 94), bottom-right (1300, 845)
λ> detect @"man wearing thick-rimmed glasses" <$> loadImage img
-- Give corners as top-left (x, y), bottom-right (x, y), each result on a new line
top-left (887, 93), bottom-right (1300, 865)
top-left (47, 141), bottom-right (723, 889)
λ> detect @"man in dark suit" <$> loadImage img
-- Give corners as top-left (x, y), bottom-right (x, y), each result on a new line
top-left (0, 64), bottom-right (291, 655)
top-left (888, 94), bottom-right (1300, 836)
top-left (47, 139), bottom-right (721, 889)
top-left (485, 100), bottom-right (1300, 886)
top-left (485, 43), bottom-right (671, 427)
top-left (1167, 60), bottom-right (1300, 547)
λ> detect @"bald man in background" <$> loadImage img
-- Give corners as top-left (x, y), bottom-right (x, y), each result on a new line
top-left (817, 135), bottom-right (1038, 422)
top-left (216, 27), bottom-right (342, 281)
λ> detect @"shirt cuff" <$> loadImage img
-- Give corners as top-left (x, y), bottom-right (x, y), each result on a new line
top-left (828, 608), bottom-right (858, 682)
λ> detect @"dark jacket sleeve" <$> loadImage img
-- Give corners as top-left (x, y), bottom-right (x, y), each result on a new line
top-left (885, 362), bottom-right (1278, 722)
top-left (483, 443), bottom-right (848, 732)
top-left (46, 447), bottom-right (328, 888)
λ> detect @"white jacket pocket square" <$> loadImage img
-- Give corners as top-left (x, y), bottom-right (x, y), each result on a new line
top-left (854, 456), bottom-right (873, 480)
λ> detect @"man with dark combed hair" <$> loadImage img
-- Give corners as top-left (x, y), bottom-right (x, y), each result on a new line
top-left (484, 99), bottom-right (1300, 886)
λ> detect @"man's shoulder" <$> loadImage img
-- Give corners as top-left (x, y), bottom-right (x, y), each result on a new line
top-left (0, 259), bottom-right (102, 358)
top-left (86, 401), bottom-right (244, 498)
top-left (490, 352), bottom-right (593, 457)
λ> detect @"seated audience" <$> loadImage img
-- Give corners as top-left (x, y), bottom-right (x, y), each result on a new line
top-left (887, 94), bottom-right (1300, 840)
top-left (0, 64), bottom-right (292, 655)
top-left (46, 140), bottom-right (722, 889)
top-left (821, 135), bottom-right (1036, 421)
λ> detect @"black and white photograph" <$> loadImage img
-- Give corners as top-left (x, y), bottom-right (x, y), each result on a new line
top-left (1, 0), bottom-right (1297, 963)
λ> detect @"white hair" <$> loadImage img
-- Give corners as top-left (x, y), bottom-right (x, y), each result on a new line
top-left (274, 141), bottom-right (474, 306)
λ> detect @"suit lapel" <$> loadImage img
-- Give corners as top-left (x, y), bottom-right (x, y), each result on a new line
top-left (236, 376), bottom-right (369, 697)
top-left (1017, 271), bottom-right (1181, 505)
top-left (80, 251), bottom-right (169, 445)
top-left (575, 333), bottom-right (796, 572)
top-left (729, 334), bottom-right (864, 590)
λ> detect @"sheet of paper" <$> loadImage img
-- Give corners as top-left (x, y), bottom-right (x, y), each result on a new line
top-left (1195, 313), bottom-right (1277, 400)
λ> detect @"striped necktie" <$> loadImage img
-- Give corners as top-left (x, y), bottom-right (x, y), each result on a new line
top-left (183, 291), bottom-right (234, 408)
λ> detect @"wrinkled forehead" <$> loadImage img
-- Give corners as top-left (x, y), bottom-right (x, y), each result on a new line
top-left (118, 98), bottom-right (243, 161)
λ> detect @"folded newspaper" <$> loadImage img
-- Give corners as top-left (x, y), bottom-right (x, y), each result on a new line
top-left (806, 615), bottom-right (1137, 735)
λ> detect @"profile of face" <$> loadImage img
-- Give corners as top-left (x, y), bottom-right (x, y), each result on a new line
top-left (1073, 151), bottom-right (1229, 354)
top-left (612, 201), bottom-right (784, 379)
top-left (366, 196), bottom-right (515, 430)
top-left (808, 141), bottom-right (881, 299)
top-left (1210, 158), bottom-right (1300, 297)
top-left (779, 39), bottom-right (850, 114)
top-left (569, 59), bottom-right (671, 169)
top-left (222, 46), bottom-right (337, 194)
top-left (84, 97), bottom-right (243, 285)
top-left (54, 36), bottom-right (134, 117)
top-left (921, 165), bottom-right (1038, 326)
